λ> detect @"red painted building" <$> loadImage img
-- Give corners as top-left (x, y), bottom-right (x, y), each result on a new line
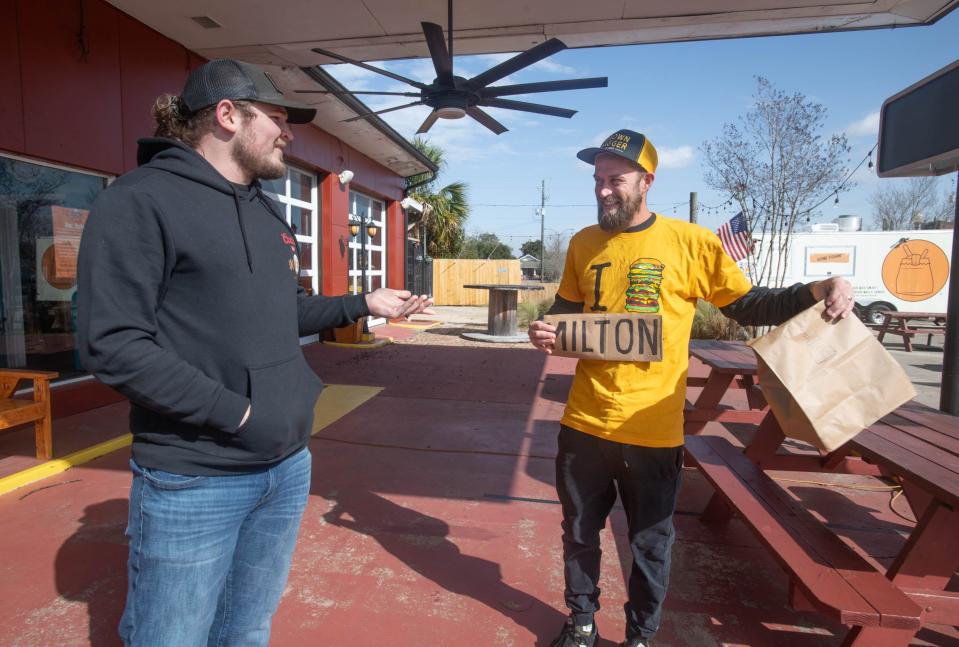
top-left (0, 0), bottom-right (434, 413)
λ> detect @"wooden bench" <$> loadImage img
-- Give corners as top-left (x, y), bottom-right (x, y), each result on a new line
top-left (876, 312), bottom-right (946, 352)
top-left (0, 369), bottom-right (59, 460)
top-left (686, 340), bottom-right (767, 435)
top-left (685, 434), bottom-right (922, 645)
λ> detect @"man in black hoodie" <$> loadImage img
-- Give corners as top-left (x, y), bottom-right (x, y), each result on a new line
top-left (77, 59), bottom-right (432, 646)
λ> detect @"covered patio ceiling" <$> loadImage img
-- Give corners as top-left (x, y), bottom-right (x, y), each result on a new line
top-left (105, 0), bottom-right (957, 177)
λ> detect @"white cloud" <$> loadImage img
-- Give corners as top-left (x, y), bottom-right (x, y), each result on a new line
top-left (530, 58), bottom-right (577, 75)
top-left (657, 145), bottom-right (696, 169)
top-left (846, 111), bottom-right (880, 138)
top-left (322, 63), bottom-right (384, 91)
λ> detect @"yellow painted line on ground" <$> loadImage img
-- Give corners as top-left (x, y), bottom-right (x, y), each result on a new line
top-left (0, 433), bottom-right (132, 496)
top-left (323, 337), bottom-right (393, 350)
top-left (0, 383), bottom-right (383, 496)
top-left (390, 321), bottom-right (443, 330)
top-left (312, 384), bottom-right (383, 435)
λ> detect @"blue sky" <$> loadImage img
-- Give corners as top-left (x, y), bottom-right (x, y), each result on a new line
top-left (324, 12), bottom-right (959, 254)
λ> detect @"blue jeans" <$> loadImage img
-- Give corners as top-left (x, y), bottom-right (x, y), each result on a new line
top-left (120, 447), bottom-right (311, 647)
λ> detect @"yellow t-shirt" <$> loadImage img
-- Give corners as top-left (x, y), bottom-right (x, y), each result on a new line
top-left (557, 215), bottom-right (752, 447)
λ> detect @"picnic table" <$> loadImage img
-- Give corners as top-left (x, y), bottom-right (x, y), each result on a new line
top-left (685, 340), bottom-right (768, 434)
top-left (461, 283), bottom-right (544, 342)
top-left (683, 339), bottom-right (959, 644)
top-left (876, 311), bottom-right (946, 352)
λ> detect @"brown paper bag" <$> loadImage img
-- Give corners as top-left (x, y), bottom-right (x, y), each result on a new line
top-left (748, 302), bottom-right (916, 452)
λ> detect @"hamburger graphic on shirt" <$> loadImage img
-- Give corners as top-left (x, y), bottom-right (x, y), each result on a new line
top-left (625, 258), bottom-right (665, 313)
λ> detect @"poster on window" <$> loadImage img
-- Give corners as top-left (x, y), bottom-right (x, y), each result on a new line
top-left (51, 206), bottom-right (88, 281)
top-left (36, 237), bottom-right (76, 301)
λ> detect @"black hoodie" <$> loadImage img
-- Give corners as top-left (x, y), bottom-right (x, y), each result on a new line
top-left (78, 138), bottom-right (369, 475)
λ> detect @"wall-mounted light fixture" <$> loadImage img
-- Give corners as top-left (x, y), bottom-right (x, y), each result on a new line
top-left (338, 169), bottom-right (354, 186)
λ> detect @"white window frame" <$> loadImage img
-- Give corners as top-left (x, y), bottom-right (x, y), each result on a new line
top-left (262, 165), bottom-right (320, 343)
top-left (348, 190), bottom-right (387, 326)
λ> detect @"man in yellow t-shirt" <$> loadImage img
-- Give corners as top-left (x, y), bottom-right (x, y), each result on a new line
top-left (528, 129), bottom-right (855, 647)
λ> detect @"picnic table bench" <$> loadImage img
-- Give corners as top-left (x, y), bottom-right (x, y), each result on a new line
top-left (0, 369), bottom-right (59, 459)
top-left (682, 339), bottom-right (959, 644)
top-left (687, 434), bottom-right (922, 644)
top-left (685, 340), bottom-right (768, 434)
top-left (876, 311), bottom-right (946, 352)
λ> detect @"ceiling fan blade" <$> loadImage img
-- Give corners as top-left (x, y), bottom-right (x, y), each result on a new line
top-left (421, 22), bottom-right (453, 84)
top-left (295, 90), bottom-right (422, 97)
top-left (416, 110), bottom-right (441, 134)
top-left (467, 107), bottom-right (508, 135)
top-left (466, 38), bottom-right (567, 90)
top-left (312, 47), bottom-right (427, 89)
top-left (477, 98), bottom-right (576, 118)
top-left (342, 101), bottom-right (424, 123)
top-left (480, 77), bottom-right (608, 98)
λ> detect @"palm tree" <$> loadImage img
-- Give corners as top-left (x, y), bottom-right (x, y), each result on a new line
top-left (407, 137), bottom-right (469, 257)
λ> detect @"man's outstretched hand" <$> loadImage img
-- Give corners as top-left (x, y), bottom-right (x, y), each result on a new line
top-left (364, 289), bottom-right (434, 320)
top-left (810, 276), bottom-right (856, 322)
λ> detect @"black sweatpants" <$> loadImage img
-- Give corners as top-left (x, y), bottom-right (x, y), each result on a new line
top-left (555, 424), bottom-right (684, 641)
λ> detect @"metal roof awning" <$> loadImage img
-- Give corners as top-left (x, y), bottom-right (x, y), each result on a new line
top-left (109, 0), bottom-right (957, 67)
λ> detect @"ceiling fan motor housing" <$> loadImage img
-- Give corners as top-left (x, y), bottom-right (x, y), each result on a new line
top-left (425, 80), bottom-right (473, 119)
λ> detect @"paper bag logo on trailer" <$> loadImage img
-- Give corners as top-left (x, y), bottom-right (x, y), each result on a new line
top-left (881, 239), bottom-right (949, 301)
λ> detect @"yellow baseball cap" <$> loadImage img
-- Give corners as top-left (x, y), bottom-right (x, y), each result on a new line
top-left (577, 129), bottom-right (658, 173)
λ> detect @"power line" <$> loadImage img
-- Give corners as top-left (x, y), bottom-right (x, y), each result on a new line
top-left (697, 143), bottom-right (880, 219)
top-left (803, 142), bottom-right (879, 213)
top-left (471, 199), bottom-right (693, 208)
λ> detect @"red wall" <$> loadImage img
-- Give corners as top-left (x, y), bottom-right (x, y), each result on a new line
top-left (387, 201), bottom-right (406, 290)
top-left (321, 173), bottom-right (352, 295)
top-left (0, 0), bottom-right (25, 154)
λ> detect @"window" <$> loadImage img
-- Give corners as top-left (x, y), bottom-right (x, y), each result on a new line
top-left (261, 166), bottom-right (321, 295)
top-left (348, 190), bottom-right (387, 325)
top-left (1, 154), bottom-right (110, 379)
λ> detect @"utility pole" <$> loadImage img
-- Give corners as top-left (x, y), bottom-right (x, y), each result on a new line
top-left (539, 179), bottom-right (546, 281)
top-left (689, 191), bottom-right (698, 224)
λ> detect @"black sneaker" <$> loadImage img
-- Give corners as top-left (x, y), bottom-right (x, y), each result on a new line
top-left (549, 616), bottom-right (598, 647)
top-left (620, 638), bottom-right (650, 647)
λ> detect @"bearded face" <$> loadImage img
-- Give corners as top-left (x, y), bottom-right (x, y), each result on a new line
top-left (229, 104), bottom-right (289, 181)
top-left (592, 153), bottom-right (651, 232)
top-left (597, 188), bottom-right (644, 232)
top-left (232, 121), bottom-right (287, 181)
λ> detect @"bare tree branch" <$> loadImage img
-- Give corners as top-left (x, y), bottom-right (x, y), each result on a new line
top-left (702, 77), bottom-right (851, 287)
top-left (869, 176), bottom-right (953, 230)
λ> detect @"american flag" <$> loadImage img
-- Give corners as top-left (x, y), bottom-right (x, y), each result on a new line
top-left (716, 212), bottom-right (752, 262)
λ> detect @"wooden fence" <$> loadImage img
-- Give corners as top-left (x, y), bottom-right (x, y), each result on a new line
top-left (432, 259), bottom-right (518, 305)
top-left (429, 259), bottom-right (550, 305)
top-left (519, 282), bottom-right (559, 305)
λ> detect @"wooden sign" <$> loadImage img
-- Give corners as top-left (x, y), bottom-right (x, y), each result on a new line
top-left (543, 313), bottom-right (663, 361)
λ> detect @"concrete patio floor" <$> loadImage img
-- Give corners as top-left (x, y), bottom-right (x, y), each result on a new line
top-left (0, 313), bottom-right (956, 646)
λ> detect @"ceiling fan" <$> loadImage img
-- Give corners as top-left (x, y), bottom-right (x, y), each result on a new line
top-left (297, 1), bottom-right (607, 134)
